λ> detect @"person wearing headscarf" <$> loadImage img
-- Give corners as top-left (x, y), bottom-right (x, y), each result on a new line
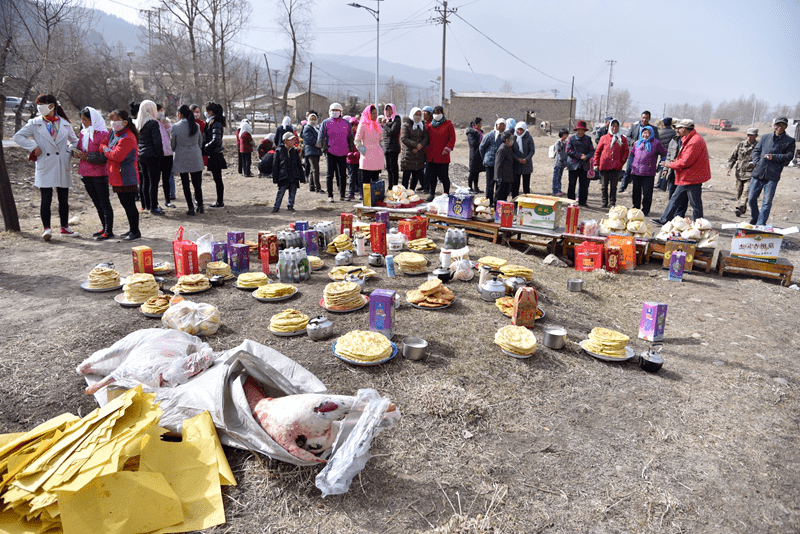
top-left (301, 112), bottom-right (323, 193)
top-left (382, 103), bottom-right (402, 188)
top-left (629, 125), bottom-right (666, 215)
top-left (355, 104), bottom-right (385, 185)
top-left (478, 118), bottom-right (506, 204)
top-left (237, 119), bottom-right (254, 177)
top-left (135, 99), bottom-right (165, 214)
top-left (424, 105), bottom-right (456, 201)
top-left (72, 107), bottom-right (114, 239)
top-left (202, 101), bottom-right (227, 208)
top-left (400, 107), bottom-right (429, 191)
top-left (512, 122), bottom-right (535, 197)
top-left (275, 116), bottom-right (294, 148)
top-left (171, 104), bottom-right (205, 216)
top-left (592, 118), bottom-right (630, 207)
top-left (465, 117), bottom-right (484, 193)
top-left (506, 118), bottom-right (516, 134)
top-left (155, 103), bottom-right (176, 207)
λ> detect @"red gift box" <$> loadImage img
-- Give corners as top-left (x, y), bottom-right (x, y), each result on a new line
top-left (172, 226), bottom-right (199, 277)
top-left (131, 245), bottom-right (154, 275)
top-left (512, 286), bottom-right (539, 327)
top-left (370, 222), bottom-right (387, 255)
top-left (258, 232), bottom-right (278, 264)
top-left (398, 216), bottom-right (427, 241)
top-left (565, 204), bottom-right (580, 234)
top-left (605, 246), bottom-right (624, 274)
top-left (575, 240), bottom-right (604, 271)
top-left (606, 235), bottom-right (636, 270)
top-left (341, 212), bottom-right (354, 237)
top-left (496, 201), bottom-right (514, 228)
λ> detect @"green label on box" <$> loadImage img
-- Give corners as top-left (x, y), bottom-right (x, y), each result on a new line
top-left (534, 204), bottom-right (554, 216)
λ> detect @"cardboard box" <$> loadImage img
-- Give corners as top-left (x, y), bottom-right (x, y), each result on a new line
top-left (447, 193), bottom-right (474, 221)
top-left (398, 216), bottom-right (427, 241)
top-left (515, 194), bottom-right (563, 230)
top-left (363, 180), bottom-right (385, 207)
top-left (639, 302), bottom-right (668, 342)
top-left (606, 235), bottom-right (636, 270)
top-left (227, 231), bottom-right (244, 247)
top-left (370, 222), bottom-right (387, 256)
top-left (369, 289), bottom-right (396, 339)
top-left (172, 227), bottom-right (199, 277)
top-left (496, 201), bottom-right (515, 228)
top-left (131, 245), bottom-right (154, 275)
top-left (259, 248), bottom-right (270, 275)
top-left (668, 251), bottom-right (686, 281)
top-left (294, 221), bottom-right (309, 232)
top-left (375, 210), bottom-right (390, 230)
top-left (728, 227), bottom-right (798, 263)
top-left (211, 241), bottom-right (228, 264)
top-left (258, 232), bottom-right (278, 264)
top-left (662, 238), bottom-right (696, 271)
top-left (605, 246), bottom-right (624, 274)
top-left (229, 243), bottom-right (250, 274)
top-left (302, 229), bottom-right (319, 256)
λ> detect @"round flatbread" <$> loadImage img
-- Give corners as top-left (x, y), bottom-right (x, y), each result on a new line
top-left (336, 330), bottom-right (393, 362)
top-left (87, 267), bottom-right (120, 289)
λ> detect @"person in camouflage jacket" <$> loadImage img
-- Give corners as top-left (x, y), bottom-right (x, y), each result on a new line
top-left (727, 127), bottom-right (758, 217)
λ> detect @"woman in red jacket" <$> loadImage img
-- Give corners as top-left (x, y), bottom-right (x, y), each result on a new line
top-left (102, 109), bottom-right (141, 241)
top-left (424, 105), bottom-right (456, 201)
top-left (592, 118), bottom-right (629, 207)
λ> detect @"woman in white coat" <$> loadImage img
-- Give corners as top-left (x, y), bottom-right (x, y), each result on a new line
top-left (13, 94), bottom-right (79, 240)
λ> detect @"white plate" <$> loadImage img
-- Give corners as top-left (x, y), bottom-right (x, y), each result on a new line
top-left (252, 287), bottom-right (298, 303)
top-left (171, 285), bottom-right (211, 295)
top-left (501, 347), bottom-right (535, 359)
top-left (579, 340), bottom-right (636, 362)
top-left (332, 341), bottom-right (398, 366)
top-left (153, 262), bottom-right (173, 274)
top-left (114, 293), bottom-right (147, 307)
top-left (269, 326), bottom-right (307, 337)
top-left (401, 270), bottom-right (428, 277)
top-left (408, 299), bottom-right (454, 310)
top-left (311, 264), bottom-right (325, 271)
top-left (232, 282), bottom-right (268, 291)
top-left (139, 307), bottom-right (165, 318)
top-left (80, 277), bottom-right (126, 292)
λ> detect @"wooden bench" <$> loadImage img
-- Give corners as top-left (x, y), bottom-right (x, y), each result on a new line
top-left (648, 241), bottom-right (719, 273)
top-left (718, 253), bottom-right (794, 286)
top-left (424, 213), bottom-right (502, 244)
top-left (354, 203), bottom-right (428, 221)
top-left (499, 226), bottom-right (562, 255)
top-left (560, 234), bottom-right (650, 265)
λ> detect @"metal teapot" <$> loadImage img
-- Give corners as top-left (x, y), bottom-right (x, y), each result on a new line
top-left (335, 250), bottom-right (353, 266)
top-left (306, 316), bottom-right (334, 341)
top-left (345, 268), bottom-right (367, 292)
top-left (432, 265), bottom-right (455, 283)
top-left (504, 276), bottom-right (527, 295)
top-left (368, 252), bottom-right (385, 267)
top-left (479, 270), bottom-right (506, 302)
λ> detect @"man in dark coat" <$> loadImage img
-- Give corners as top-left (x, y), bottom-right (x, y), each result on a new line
top-left (493, 131), bottom-right (516, 202)
top-left (655, 118), bottom-right (677, 190)
top-left (271, 132), bottom-right (304, 212)
top-left (748, 117), bottom-right (796, 225)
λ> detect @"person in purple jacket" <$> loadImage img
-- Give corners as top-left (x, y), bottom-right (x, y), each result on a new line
top-left (318, 102), bottom-right (354, 202)
top-left (629, 125), bottom-right (666, 215)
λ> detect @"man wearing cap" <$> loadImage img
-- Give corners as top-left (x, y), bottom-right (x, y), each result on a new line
top-left (565, 120), bottom-right (595, 206)
top-left (594, 116), bottom-right (612, 145)
top-left (655, 118), bottom-right (677, 191)
top-left (271, 132), bottom-right (304, 213)
top-left (619, 110), bottom-right (660, 193)
top-left (747, 117), bottom-right (796, 225)
top-left (727, 128), bottom-right (759, 217)
top-left (651, 119), bottom-right (710, 224)
top-left (318, 102), bottom-right (354, 201)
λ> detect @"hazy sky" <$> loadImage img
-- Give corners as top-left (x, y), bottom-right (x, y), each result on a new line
top-left (93, 0), bottom-right (800, 114)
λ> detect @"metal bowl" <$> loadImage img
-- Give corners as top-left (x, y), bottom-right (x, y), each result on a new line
top-left (209, 275), bottom-right (225, 287)
top-left (543, 326), bottom-right (567, 349)
top-left (402, 337), bottom-right (428, 360)
top-left (567, 278), bottom-right (584, 292)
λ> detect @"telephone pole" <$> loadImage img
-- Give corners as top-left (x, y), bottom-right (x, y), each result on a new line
top-left (307, 62), bottom-right (313, 112)
top-left (433, 1), bottom-right (457, 107)
top-left (605, 59), bottom-right (616, 118)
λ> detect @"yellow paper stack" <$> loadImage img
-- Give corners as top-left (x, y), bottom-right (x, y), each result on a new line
top-left (0, 386), bottom-right (235, 534)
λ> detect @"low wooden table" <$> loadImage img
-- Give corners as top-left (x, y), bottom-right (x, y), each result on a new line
top-left (718, 253), bottom-right (794, 286)
top-left (499, 226), bottom-right (562, 255)
top-left (424, 213), bottom-right (502, 244)
top-left (560, 234), bottom-right (650, 265)
top-left (648, 241), bottom-right (720, 273)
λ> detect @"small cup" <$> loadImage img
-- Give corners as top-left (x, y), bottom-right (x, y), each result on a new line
top-left (543, 326), bottom-right (567, 349)
top-left (402, 337), bottom-right (428, 360)
top-left (567, 278), bottom-right (584, 292)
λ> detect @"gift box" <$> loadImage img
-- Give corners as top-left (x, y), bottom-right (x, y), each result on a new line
top-left (211, 241), bottom-right (228, 264)
top-left (662, 238), bottom-right (696, 271)
top-left (495, 201), bottom-right (515, 227)
top-left (375, 210), bottom-right (390, 230)
top-left (370, 222), bottom-right (387, 256)
top-left (340, 212), bottom-right (354, 237)
top-left (575, 240), bottom-right (604, 271)
top-left (605, 245), bottom-right (624, 274)
top-left (294, 221), bottom-right (309, 233)
top-left (259, 248), bottom-right (271, 275)
top-left (258, 232), bottom-right (278, 264)
top-left (512, 286), bottom-right (539, 328)
top-left (398, 216), bottom-right (427, 241)
top-left (229, 243), bottom-right (250, 275)
top-left (565, 204), bottom-right (580, 234)
top-left (172, 227), bottom-right (199, 277)
top-left (606, 235), bottom-right (636, 270)
top-left (363, 180), bottom-right (385, 207)
top-left (668, 251), bottom-right (686, 281)
top-left (639, 302), bottom-right (668, 342)
top-left (369, 289), bottom-right (396, 339)
top-left (729, 227), bottom-right (794, 263)
top-left (227, 231), bottom-right (244, 247)
top-left (515, 194), bottom-right (563, 230)
top-left (131, 245), bottom-right (153, 275)
top-left (302, 229), bottom-right (319, 256)
top-left (447, 193), bottom-right (474, 221)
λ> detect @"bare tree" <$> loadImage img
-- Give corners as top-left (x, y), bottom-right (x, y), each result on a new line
top-left (61, 43), bottom-right (132, 112)
top-left (698, 99), bottom-right (714, 125)
top-left (214, 0), bottom-right (249, 128)
top-left (608, 89), bottom-right (633, 125)
top-left (275, 0), bottom-right (314, 116)
top-left (159, 0), bottom-right (203, 101)
top-left (0, 0), bottom-right (21, 231)
top-left (499, 81), bottom-right (513, 94)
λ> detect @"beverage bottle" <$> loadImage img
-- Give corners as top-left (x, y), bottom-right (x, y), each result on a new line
top-left (386, 255), bottom-right (395, 277)
top-left (297, 249), bottom-right (310, 280)
top-left (290, 251), bottom-right (301, 282)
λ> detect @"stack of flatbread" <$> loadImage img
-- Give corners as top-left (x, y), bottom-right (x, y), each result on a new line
top-left (140, 294), bottom-right (171, 315)
top-left (254, 283), bottom-right (296, 299)
top-left (326, 234), bottom-right (354, 254)
top-left (269, 308), bottom-right (310, 333)
top-left (477, 256), bottom-right (508, 270)
top-left (87, 266), bottom-right (120, 289)
top-left (323, 281), bottom-right (364, 310)
top-left (153, 261), bottom-right (172, 274)
top-left (494, 325), bottom-right (537, 356)
top-left (236, 272), bottom-right (269, 288)
top-left (206, 261), bottom-right (232, 278)
top-left (405, 278), bottom-right (455, 308)
top-left (245, 240), bottom-right (259, 254)
top-left (393, 252), bottom-right (427, 275)
top-left (335, 330), bottom-right (393, 364)
top-left (583, 327), bottom-right (630, 358)
top-left (308, 256), bottom-right (324, 270)
top-left (499, 264), bottom-right (533, 281)
top-left (328, 266), bottom-right (376, 280)
top-left (407, 237), bottom-right (436, 252)
top-left (124, 273), bottom-right (160, 303)
top-left (170, 274), bottom-right (210, 294)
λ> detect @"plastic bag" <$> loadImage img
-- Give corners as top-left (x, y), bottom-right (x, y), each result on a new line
top-left (428, 194), bottom-right (450, 215)
top-left (76, 329), bottom-right (218, 394)
top-left (162, 301), bottom-right (221, 336)
top-left (452, 259), bottom-right (474, 281)
top-left (315, 389), bottom-right (401, 497)
top-left (188, 230), bottom-right (214, 270)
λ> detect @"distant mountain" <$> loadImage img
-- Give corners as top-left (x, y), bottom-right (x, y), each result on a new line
top-left (86, 9), bottom-right (143, 54)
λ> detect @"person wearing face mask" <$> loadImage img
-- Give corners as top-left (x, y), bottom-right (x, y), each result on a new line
top-left (13, 94), bottom-right (79, 240)
top-left (202, 101), bottom-right (228, 208)
top-left (400, 107), bottom-right (429, 192)
top-left (190, 104), bottom-right (207, 167)
top-left (238, 119), bottom-right (254, 177)
top-left (512, 122), bottom-right (535, 197)
top-left (101, 109), bottom-right (141, 240)
top-left (382, 104), bottom-right (402, 189)
top-left (465, 117), bottom-right (484, 194)
top-left (135, 100), bottom-right (165, 215)
top-left (318, 102), bottom-right (353, 200)
top-left (171, 105), bottom-right (205, 216)
top-left (424, 105), bottom-right (456, 201)
top-left (478, 118), bottom-right (506, 205)
top-left (301, 112), bottom-right (323, 193)
top-left (355, 104), bottom-right (385, 185)
top-left (72, 107), bottom-right (114, 240)
top-left (155, 103), bottom-right (176, 207)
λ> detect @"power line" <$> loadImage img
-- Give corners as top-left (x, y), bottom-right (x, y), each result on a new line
top-left (448, 24), bottom-right (483, 91)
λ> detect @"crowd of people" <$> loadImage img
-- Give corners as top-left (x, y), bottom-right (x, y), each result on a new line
top-left (12, 94), bottom-right (797, 242)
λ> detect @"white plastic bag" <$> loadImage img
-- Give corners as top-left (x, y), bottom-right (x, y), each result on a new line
top-left (162, 301), bottom-right (221, 336)
top-left (428, 193), bottom-right (450, 215)
top-left (452, 259), bottom-right (474, 281)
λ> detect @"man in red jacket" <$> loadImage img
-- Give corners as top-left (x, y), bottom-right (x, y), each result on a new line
top-left (651, 119), bottom-right (710, 224)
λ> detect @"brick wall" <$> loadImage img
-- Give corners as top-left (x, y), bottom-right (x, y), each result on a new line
top-left (446, 92), bottom-right (575, 132)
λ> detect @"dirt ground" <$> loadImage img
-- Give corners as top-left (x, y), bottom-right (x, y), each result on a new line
top-left (1, 121), bottom-right (799, 533)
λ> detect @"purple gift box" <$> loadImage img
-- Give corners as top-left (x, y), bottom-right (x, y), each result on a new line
top-left (294, 221), bottom-right (309, 232)
top-left (369, 289), bottom-right (396, 339)
top-left (227, 230), bottom-right (245, 247)
top-left (229, 243), bottom-right (250, 274)
top-left (668, 250), bottom-right (686, 282)
top-left (302, 230), bottom-right (319, 256)
top-left (639, 302), bottom-right (668, 342)
top-left (375, 211), bottom-right (390, 230)
top-left (211, 241), bottom-right (228, 263)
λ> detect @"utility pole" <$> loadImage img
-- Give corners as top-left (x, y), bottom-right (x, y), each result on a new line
top-left (569, 76), bottom-right (574, 129)
top-left (263, 54), bottom-right (277, 127)
top-left (307, 62), bottom-right (313, 112)
top-left (605, 59), bottom-right (615, 118)
top-left (433, 1), bottom-right (456, 107)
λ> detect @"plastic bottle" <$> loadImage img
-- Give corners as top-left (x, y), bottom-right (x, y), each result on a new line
top-left (386, 255), bottom-right (395, 277)
top-left (297, 248), bottom-right (310, 280)
top-left (278, 251), bottom-right (289, 282)
top-left (290, 250), bottom-right (300, 282)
